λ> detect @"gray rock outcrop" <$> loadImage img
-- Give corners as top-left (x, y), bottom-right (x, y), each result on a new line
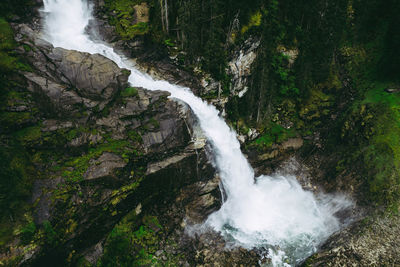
top-left (13, 24), bottom-right (130, 115)
top-left (303, 213), bottom-right (400, 266)
top-left (50, 49), bottom-right (129, 101)
top-left (227, 38), bottom-right (260, 98)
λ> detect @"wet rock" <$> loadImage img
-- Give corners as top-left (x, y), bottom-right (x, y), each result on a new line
top-left (247, 128), bottom-right (260, 140)
top-left (95, 115), bottom-right (130, 129)
top-left (142, 100), bottom-right (191, 154)
top-left (185, 192), bottom-right (218, 224)
top-left (88, 18), bottom-right (118, 43)
top-left (258, 150), bottom-right (280, 161)
top-left (135, 59), bottom-right (202, 94)
top-left (142, 119), bottom-right (177, 146)
top-left (246, 137), bottom-right (304, 176)
top-left (183, 230), bottom-right (260, 266)
top-left (23, 72), bottom-right (85, 112)
top-left (180, 177), bottom-right (221, 224)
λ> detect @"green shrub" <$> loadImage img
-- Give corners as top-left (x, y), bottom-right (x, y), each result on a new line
top-left (0, 18), bottom-right (15, 50)
top-left (0, 146), bottom-right (33, 219)
top-left (362, 90), bottom-right (400, 206)
top-left (340, 79), bottom-right (400, 208)
top-left (20, 222), bottom-right (36, 244)
top-left (272, 53), bottom-right (299, 97)
top-left (164, 39), bottom-right (174, 47)
top-left (0, 18), bottom-right (32, 72)
top-left (105, 0), bottom-right (149, 40)
top-left (99, 214), bottom-right (160, 266)
top-left (14, 126), bottom-right (42, 144)
top-left (121, 87), bottom-right (138, 97)
top-left (251, 122), bottom-right (296, 149)
top-left (43, 221), bottom-right (58, 246)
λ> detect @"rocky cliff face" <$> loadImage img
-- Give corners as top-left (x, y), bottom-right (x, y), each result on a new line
top-left (15, 23), bottom-right (129, 114)
top-left (227, 38), bottom-right (260, 99)
top-left (0, 22), bottom-right (231, 266)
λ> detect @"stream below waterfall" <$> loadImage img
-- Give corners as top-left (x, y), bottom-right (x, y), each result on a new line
top-left (41, 0), bottom-right (353, 265)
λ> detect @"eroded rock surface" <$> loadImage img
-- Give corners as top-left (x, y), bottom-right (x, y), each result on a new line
top-left (228, 37), bottom-right (260, 98)
top-left (50, 49), bottom-right (129, 100)
top-left (303, 213), bottom-right (400, 266)
top-left (14, 24), bottom-right (130, 115)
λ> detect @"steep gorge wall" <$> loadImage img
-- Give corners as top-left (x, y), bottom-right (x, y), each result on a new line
top-left (1, 0), bottom-right (400, 265)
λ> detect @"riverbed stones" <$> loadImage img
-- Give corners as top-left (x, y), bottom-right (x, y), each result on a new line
top-left (304, 213), bottom-right (400, 266)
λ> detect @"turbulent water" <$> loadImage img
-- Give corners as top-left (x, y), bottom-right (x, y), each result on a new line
top-left (42, 0), bottom-right (352, 265)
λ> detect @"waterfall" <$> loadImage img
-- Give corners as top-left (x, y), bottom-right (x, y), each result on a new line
top-left (41, 0), bottom-right (352, 265)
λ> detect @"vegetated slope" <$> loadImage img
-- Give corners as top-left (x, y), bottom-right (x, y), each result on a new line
top-left (97, 0), bottom-right (400, 209)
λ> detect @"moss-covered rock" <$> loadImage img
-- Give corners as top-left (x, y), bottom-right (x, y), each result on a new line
top-left (104, 0), bottom-right (149, 40)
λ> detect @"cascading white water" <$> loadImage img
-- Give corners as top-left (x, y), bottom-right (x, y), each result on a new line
top-left (41, 0), bottom-right (353, 265)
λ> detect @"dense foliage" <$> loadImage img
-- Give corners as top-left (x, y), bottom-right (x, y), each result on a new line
top-left (0, 17), bottom-right (37, 248)
top-left (145, 0), bottom-right (400, 207)
top-left (0, 0), bottom-right (38, 19)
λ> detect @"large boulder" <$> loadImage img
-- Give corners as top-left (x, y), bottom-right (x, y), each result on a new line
top-left (13, 24), bottom-right (130, 115)
top-left (49, 48), bottom-right (130, 101)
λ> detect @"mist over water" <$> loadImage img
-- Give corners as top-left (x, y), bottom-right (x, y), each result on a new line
top-left (41, 0), bottom-right (353, 265)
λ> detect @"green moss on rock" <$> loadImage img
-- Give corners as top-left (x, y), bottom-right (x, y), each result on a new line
top-left (105, 0), bottom-right (149, 40)
top-left (99, 213), bottom-right (162, 266)
top-left (0, 18), bottom-right (32, 72)
top-left (250, 122), bottom-right (296, 150)
top-left (62, 140), bottom-right (130, 182)
top-left (121, 87), bottom-right (138, 97)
